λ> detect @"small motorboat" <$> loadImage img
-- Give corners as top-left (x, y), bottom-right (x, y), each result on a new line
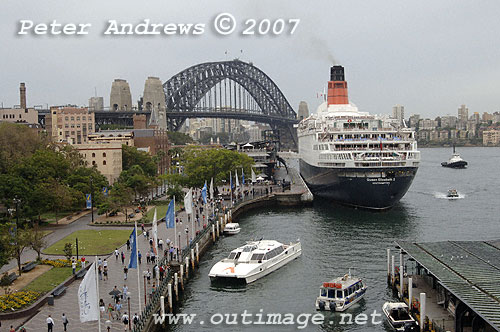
top-left (382, 302), bottom-right (419, 331)
top-left (315, 271), bottom-right (367, 312)
top-left (447, 189), bottom-right (459, 198)
top-left (223, 223), bottom-right (241, 235)
top-left (441, 145), bottom-right (467, 168)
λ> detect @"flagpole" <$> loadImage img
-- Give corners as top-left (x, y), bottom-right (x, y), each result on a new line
top-left (135, 221), bottom-right (142, 313)
top-left (191, 188), bottom-right (194, 242)
top-left (173, 196), bottom-right (177, 253)
top-left (95, 256), bottom-right (101, 332)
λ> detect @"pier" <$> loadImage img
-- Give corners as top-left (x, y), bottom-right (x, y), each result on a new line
top-left (387, 240), bottom-right (500, 332)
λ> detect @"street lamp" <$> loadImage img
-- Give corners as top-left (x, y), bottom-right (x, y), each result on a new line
top-left (127, 291), bottom-right (131, 330)
top-left (90, 177), bottom-right (94, 223)
top-left (12, 198), bottom-right (20, 228)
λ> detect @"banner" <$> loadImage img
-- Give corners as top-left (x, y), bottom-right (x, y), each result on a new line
top-left (152, 209), bottom-right (158, 256)
top-left (209, 177), bottom-right (214, 200)
top-left (165, 199), bottom-right (175, 229)
top-left (201, 181), bottom-right (207, 205)
top-left (184, 189), bottom-right (193, 215)
top-left (242, 168), bottom-right (245, 185)
top-left (78, 262), bottom-right (98, 323)
top-left (128, 227), bottom-right (137, 269)
top-left (235, 169), bottom-right (240, 187)
top-left (102, 187), bottom-right (108, 196)
top-left (85, 194), bottom-right (92, 209)
top-left (251, 168), bottom-right (256, 183)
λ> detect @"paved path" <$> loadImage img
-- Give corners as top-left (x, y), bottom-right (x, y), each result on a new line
top-left (5, 191), bottom-right (223, 331)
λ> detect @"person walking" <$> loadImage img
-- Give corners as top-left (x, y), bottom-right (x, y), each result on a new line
top-left (138, 250), bottom-right (142, 264)
top-left (121, 312), bottom-right (129, 331)
top-left (146, 251), bottom-right (150, 264)
top-left (9, 326), bottom-right (15, 332)
top-left (123, 266), bottom-right (128, 280)
top-left (61, 313), bottom-right (69, 332)
top-left (126, 239), bottom-right (130, 250)
top-left (98, 264), bottom-right (103, 280)
top-left (121, 251), bottom-right (125, 265)
top-left (132, 313), bottom-right (139, 326)
top-left (115, 248), bottom-right (119, 261)
top-left (99, 299), bottom-right (105, 318)
top-left (114, 301), bottom-right (122, 320)
top-left (81, 256), bottom-right (86, 269)
top-left (71, 259), bottom-right (76, 275)
top-left (46, 315), bottom-right (54, 332)
top-left (107, 303), bottom-right (114, 320)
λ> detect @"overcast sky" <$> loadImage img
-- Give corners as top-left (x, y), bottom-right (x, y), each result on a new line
top-left (1, 0), bottom-right (500, 118)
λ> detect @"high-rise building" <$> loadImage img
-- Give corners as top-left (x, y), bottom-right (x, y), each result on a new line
top-left (298, 101), bottom-right (309, 120)
top-left (110, 79), bottom-right (133, 111)
top-left (458, 104), bottom-right (469, 122)
top-left (46, 106), bottom-right (95, 144)
top-left (392, 104), bottom-right (405, 125)
top-left (89, 97), bottom-right (104, 111)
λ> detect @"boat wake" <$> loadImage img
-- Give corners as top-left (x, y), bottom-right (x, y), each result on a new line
top-left (434, 192), bottom-right (465, 200)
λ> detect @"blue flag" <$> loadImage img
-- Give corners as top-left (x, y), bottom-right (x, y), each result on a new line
top-left (128, 227), bottom-right (137, 269)
top-left (242, 168), bottom-right (245, 185)
top-left (165, 200), bottom-right (175, 229)
top-left (201, 182), bottom-right (207, 204)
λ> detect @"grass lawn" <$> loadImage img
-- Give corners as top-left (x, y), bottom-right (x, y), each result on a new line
top-left (144, 200), bottom-right (183, 221)
top-left (23, 267), bottom-right (76, 294)
top-left (42, 229), bottom-right (132, 256)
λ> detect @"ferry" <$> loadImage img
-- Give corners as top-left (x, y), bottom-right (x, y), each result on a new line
top-left (223, 223), bottom-right (241, 235)
top-left (447, 189), bottom-right (459, 198)
top-left (298, 66), bottom-right (420, 210)
top-left (382, 302), bottom-right (418, 331)
top-left (315, 272), bottom-right (367, 312)
top-left (208, 240), bottom-right (301, 284)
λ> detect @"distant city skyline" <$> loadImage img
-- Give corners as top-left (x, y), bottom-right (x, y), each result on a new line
top-left (1, 1), bottom-right (500, 118)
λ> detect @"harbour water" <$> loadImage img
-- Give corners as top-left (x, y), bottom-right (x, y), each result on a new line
top-left (171, 147), bottom-right (500, 331)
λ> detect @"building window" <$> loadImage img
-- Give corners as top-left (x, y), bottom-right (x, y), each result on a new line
top-left (71, 131), bottom-right (75, 135)
top-left (65, 124), bottom-right (69, 128)
top-left (88, 124), bottom-right (93, 129)
top-left (71, 116), bottom-right (74, 121)
top-left (103, 160), bottom-right (107, 166)
top-left (19, 114), bottom-right (22, 119)
top-left (76, 116), bottom-right (80, 121)
top-left (83, 116), bottom-right (86, 120)
top-left (103, 152), bottom-right (106, 157)
top-left (65, 131), bottom-right (69, 137)
top-left (92, 152), bottom-right (96, 158)
top-left (92, 161), bottom-right (96, 165)
top-left (65, 116), bottom-right (69, 120)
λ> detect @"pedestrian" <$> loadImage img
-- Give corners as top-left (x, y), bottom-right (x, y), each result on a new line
top-left (123, 266), bottom-right (128, 280)
top-left (146, 251), bottom-right (150, 264)
top-left (46, 314), bottom-right (54, 332)
top-left (71, 259), bottom-right (76, 275)
top-left (115, 248), bottom-right (119, 260)
top-left (146, 269), bottom-right (151, 284)
top-left (141, 223), bottom-right (145, 232)
top-left (151, 251), bottom-right (156, 263)
top-left (138, 251), bottom-right (142, 264)
top-left (146, 230), bottom-right (150, 239)
top-left (99, 299), bottom-right (105, 317)
top-left (115, 301), bottom-right (122, 319)
top-left (121, 312), bottom-right (129, 331)
top-left (61, 313), bottom-right (69, 332)
top-left (158, 238), bottom-right (163, 250)
top-left (149, 238), bottom-right (153, 247)
top-left (98, 257), bottom-right (102, 267)
top-left (81, 256), bottom-right (86, 269)
top-left (126, 239), bottom-right (130, 250)
top-left (169, 247), bottom-right (174, 261)
top-left (122, 284), bottom-right (128, 297)
top-left (9, 326), bottom-right (15, 332)
top-left (107, 303), bottom-right (114, 320)
top-left (98, 265), bottom-right (103, 280)
top-left (133, 313), bottom-right (139, 326)
top-left (143, 230), bottom-right (147, 239)
top-left (159, 265), bottom-right (164, 281)
top-left (103, 265), bottom-right (108, 281)
top-left (121, 251), bottom-right (125, 265)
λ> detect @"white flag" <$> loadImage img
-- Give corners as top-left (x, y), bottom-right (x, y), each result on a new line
top-left (251, 168), bottom-right (256, 183)
top-left (235, 169), bottom-right (240, 187)
top-left (209, 177), bottom-right (214, 200)
top-left (78, 262), bottom-right (99, 323)
top-left (184, 188), bottom-right (193, 215)
top-left (152, 208), bottom-right (158, 256)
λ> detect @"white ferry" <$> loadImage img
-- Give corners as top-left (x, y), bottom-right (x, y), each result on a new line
top-left (298, 66), bottom-right (420, 210)
top-left (223, 223), bottom-right (241, 235)
top-left (382, 302), bottom-right (418, 331)
top-left (208, 240), bottom-right (301, 284)
top-left (315, 272), bottom-right (367, 311)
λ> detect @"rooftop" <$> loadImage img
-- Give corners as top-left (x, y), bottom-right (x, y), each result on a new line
top-left (397, 239), bottom-right (500, 331)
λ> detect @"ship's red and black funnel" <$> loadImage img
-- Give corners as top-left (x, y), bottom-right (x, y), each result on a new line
top-left (327, 65), bottom-right (349, 105)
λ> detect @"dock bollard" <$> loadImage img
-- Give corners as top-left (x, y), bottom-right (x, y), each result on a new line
top-left (191, 249), bottom-right (195, 269)
top-left (185, 257), bottom-right (190, 279)
top-left (391, 256), bottom-right (395, 286)
top-left (180, 265), bottom-right (184, 289)
top-left (408, 277), bottom-right (413, 309)
top-left (168, 283), bottom-right (173, 313)
top-left (196, 243), bottom-right (199, 263)
top-left (399, 250), bottom-right (404, 299)
top-left (216, 219), bottom-right (220, 237)
top-left (221, 216), bottom-right (224, 229)
top-left (174, 273), bottom-right (179, 301)
top-left (420, 293), bottom-right (426, 329)
top-left (212, 224), bottom-right (216, 242)
top-left (386, 248), bottom-right (391, 283)
top-left (160, 296), bottom-right (165, 317)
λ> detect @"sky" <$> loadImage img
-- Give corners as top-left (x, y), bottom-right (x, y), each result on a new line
top-left (1, 0), bottom-right (500, 118)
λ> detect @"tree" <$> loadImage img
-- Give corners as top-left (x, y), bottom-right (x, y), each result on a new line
top-left (0, 123), bottom-right (45, 174)
top-left (1, 225), bottom-right (32, 275)
top-left (167, 131), bottom-right (194, 145)
top-left (122, 145), bottom-right (157, 177)
top-left (63, 243), bottom-right (73, 261)
top-left (109, 182), bottom-right (133, 216)
top-left (167, 184), bottom-right (184, 202)
top-left (118, 165), bottom-right (152, 199)
top-left (180, 147), bottom-right (254, 187)
top-left (28, 224), bottom-right (47, 261)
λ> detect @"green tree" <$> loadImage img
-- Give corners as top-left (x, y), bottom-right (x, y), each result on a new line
top-left (1, 226), bottom-right (32, 275)
top-left (63, 243), bottom-right (73, 261)
top-left (28, 224), bottom-right (47, 261)
top-left (167, 184), bottom-right (184, 202)
top-left (0, 123), bottom-right (45, 174)
top-left (180, 148), bottom-right (254, 188)
top-left (167, 131), bottom-right (194, 145)
top-left (119, 165), bottom-right (152, 199)
top-left (109, 182), bottom-right (133, 216)
top-left (122, 145), bottom-right (157, 177)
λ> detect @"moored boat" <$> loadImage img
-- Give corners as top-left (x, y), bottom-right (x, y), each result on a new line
top-left (223, 223), bottom-right (241, 235)
top-left (315, 272), bottom-right (367, 312)
top-left (208, 240), bottom-right (301, 284)
top-left (382, 302), bottom-right (419, 331)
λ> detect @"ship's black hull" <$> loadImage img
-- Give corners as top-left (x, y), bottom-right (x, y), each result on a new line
top-left (299, 159), bottom-right (418, 210)
top-left (441, 161), bottom-right (467, 168)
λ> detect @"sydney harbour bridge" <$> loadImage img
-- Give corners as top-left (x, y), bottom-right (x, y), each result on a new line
top-left (81, 60), bottom-right (299, 148)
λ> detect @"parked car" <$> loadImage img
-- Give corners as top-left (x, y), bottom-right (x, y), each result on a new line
top-left (109, 211), bottom-right (118, 217)
top-left (128, 213), bottom-right (135, 219)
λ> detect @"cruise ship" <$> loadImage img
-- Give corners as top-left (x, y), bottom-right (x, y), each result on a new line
top-left (298, 66), bottom-right (420, 210)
